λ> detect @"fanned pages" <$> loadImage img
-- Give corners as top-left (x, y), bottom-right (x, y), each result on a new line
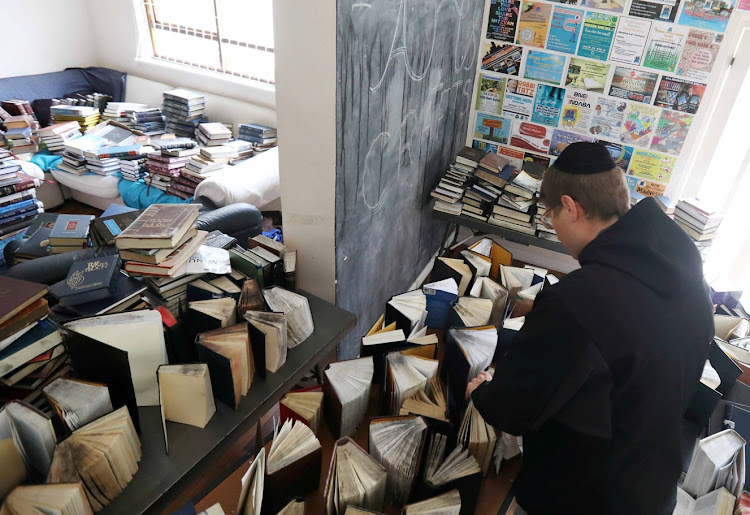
top-left (433, 258), bottom-right (472, 296)
top-left (423, 433), bottom-right (480, 487)
top-left (500, 266), bottom-right (534, 293)
top-left (262, 287), bottom-right (314, 348)
top-left (458, 401), bottom-right (496, 476)
top-left (469, 276), bottom-right (509, 325)
top-left (277, 498), bottom-right (305, 515)
top-left (42, 378), bottom-right (113, 432)
top-left (344, 507), bottom-right (385, 515)
top-left (244, 311), bottom-right (288, 373)
top-left (237, 448), bottom-right (265, 515)
top-left (324, 437), bottom-right (387, 515)
top-left (189, 298), bottom-right (237, 327)
top-left (280, 387), bottom-right (323, 434)
top-left (448, 327), bottom-right (497, 382)
top-left (386, 353), bottom-right (438, 415)
top-left (158, 364), bottom-right (216, 453)
top-left (324, 357), bottom-right (374, 437)
top-left (403, 489), bottom-right (461, 515)
top-left (452, 297), bottom-right (493, 327)
top-left (3, 401), bottom-right (57, 481)
top-left (2, 483), bottom-right (94, 515)
top-left (196, 324), bottom-right (254, 408)
top-left (267, 419), bottom-right (321, 474)
top-left (459, 250), bottom-right (491, 278)
top-left (369, 416), bottom-right (427, 505)
top-left (238, 279), bottom-right (264, 316)
top-left (400, 376), bottom-right (448, 421)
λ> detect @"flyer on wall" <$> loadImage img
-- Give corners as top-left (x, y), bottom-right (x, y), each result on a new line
top-left (531, 85), bottom-right (566, 126)
top-left (503, 79), bottom-right (536, 119)
top-left (651, 110), bottom-right (693, 154)
top-left (497, 145), bottom-right (526, 169)
top-left (482, 42), bottom-right (524, 76)
top-left (549, 129), bottom-right (595, 155)
top-left (620, 103), bottom-right (660, 147)
top-left (589, 96), bottom-right (627, 139)
top-left (609, 18), bottom-right (652, 65)
top-left (577, 12), bottom-right (618, 61)
top-left (642, 24), bottom-right (689, 72)
top-left (475, 113), bottom-right (513, 144)
top-left (628, 149), bottom-right (677, 182)
top-left (547, 7), bottom-right (585, 54)
top-left (522, 153), bottom-right (552, 178)
top-left (510, 120), bottom-right (553, 153)
top-left (565, 57), bottom-right (611, 93)
top-left (632, 176), bottom-right (668, 196)
top-left (676, 29), bottom-right (723, 82)
top-left (476, 75), bottom-right (507, 115)
top-left (524, 50), bottom-right (567, 85)
top-left (581, 0), bottom-right (626, 12)
top-left (678, 0), bottom-right (734, 32)
top-left (600, 141), bottom-right (634, 171)
top-left (488, 0), bottom-right (521, 42)
top-left (609, 66), bottom-right (660, 103)
top-left (629, 0), bottom-right (681, 22)
top-left (473, 140), bottom-right (500, 154)
top-left (517, 1), bottom-right (553, 48)
top-left (654, 76), bottom-right (706, 113)
top-left (560, 89), bottom-right (595, 134)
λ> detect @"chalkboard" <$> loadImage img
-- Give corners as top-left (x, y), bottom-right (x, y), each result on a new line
top-left (336, 0), bottom-right (484, 358)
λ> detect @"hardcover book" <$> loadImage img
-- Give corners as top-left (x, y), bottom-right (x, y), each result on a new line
top-left (90, 209), bottom-right (144, 246)
top-left (48, 214), bottom-right (94, 246)
top-left (115, 204), bottom-right (200, 249)
top-left (55, 255), bottom-right (121, 306)
top-left (0, 276), bottom-right (48, 326)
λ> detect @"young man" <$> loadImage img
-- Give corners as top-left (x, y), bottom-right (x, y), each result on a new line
top-left (469, 142), bottom-right (714, 514)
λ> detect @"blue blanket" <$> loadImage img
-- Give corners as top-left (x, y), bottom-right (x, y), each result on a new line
top-left (117, 175), bottom-right (192, 209)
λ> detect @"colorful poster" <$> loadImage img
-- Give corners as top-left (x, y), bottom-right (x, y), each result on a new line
top-left (560, 89), bottom-right (595, 133)
top-left (635, 177), bottom-right (668, 196)
top-left (517, 1), bottom-right (553, 48)
top-left (651, 110), bottom-right (693, 154)
top-left (476, 75), bottom-right (507, 115)
top-left (473, 140), bottom-right (500, 153)
top-left (741, 0), bottom-right (750, 9)
top-left (609, 18), bottom-right (652, 65)
top-left (475, 113), bottom-right (513, 144)
top-left (654, 76), bottom-right (706, 113)
top-left (643, 24), bottom-right (689, 72)
top-left (497, 145), bottom-right (526, 169)
top-left (589, 96), bottom-right (627, 139)
top-left (510, 120), bottom-right (553, 153)
top-left (679, 0), bottom-right (734, 32)
top-left (524, 50), bottom-right (567, 85)
top-left (522, 152), bottom-right (552, 178)
top-left (628, 149), bottom-right (677, 182)
top-left (629, 0), bottom-right (681, 21)
top-left (531, 85), bottom-right (565, 126)
top-left (609, 66), bottom-right (659, 103)
top-left (581, 0), bottom-right (626, 13)
top-left (488, 0), bottom-right (521, 42)
top-left (547, 7), bottom-right (585, 54)
top-left (550, 0), bottom-right (580, 4)
top-left (565, 57), bottom-right (610, 93)
top-left (676, 29), bottom-right (723, 82)
top-left (577, 12), bottom-right (618, 61)
top-left (599, 141), bottom-right (634, 171)
top-left (549, 129), bottom-right (595, 155)
top-left (620, 103), bottom-right (660, 147)
top-left (503, 79), bottom-right (536, 119)
top-left (482, 42), bottom-right (524, 76)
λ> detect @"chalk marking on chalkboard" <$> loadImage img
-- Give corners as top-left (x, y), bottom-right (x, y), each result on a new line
top-left (352, 2), bottom-right (372, 8)
top-left (362, 132), bottom-right (391, 212)
top-left (400, 110), bottom-right (418, 176)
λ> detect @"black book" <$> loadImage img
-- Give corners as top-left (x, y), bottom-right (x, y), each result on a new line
top-left (204, 230), bottom-right (237, 250)
top-left (14, 213), bottom-right (59, 259)
top-left (54, 255), bottom-right (121, 307)
top-left (52, 272), bottom-right (146, 317)
top-left (246, 321), bottom-right (268, 380)
top-left (196, 342), bottom-right (236, 408)
top-left (90, 209), bottom-right (144, 246)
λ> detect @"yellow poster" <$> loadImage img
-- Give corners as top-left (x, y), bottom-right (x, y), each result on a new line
top-left (517, 1), bottom-right (553, 49)
top-left (628, 149), bottom-right (677, 183)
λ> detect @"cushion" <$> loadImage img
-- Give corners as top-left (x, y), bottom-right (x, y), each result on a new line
top-left (49, 169), bottom-right (121, 199)
top-left (16, 160), bottom-right (45, 180)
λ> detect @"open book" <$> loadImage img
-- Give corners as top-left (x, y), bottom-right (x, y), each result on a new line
top-left (1, 401), bottom-right (56, 486)
top-left (444, 326), bottom-right (498, 418)
top-left (280, 386), bottom-right (324, 435)
top-left (469, 276), bottom-right (509, 325)
top-left (458, 401), bottom-right (497, 476)
top-left (674, 486), bottom-right (734, 515)
top-left (238, 279), bottom-right (264, 316)
top-left (452, 297), bottom-right (493, 327)
top-left (237, 448), bottom-right (265, 515)
top-left (196, 324), bottom-right (254, 408)
top-left (386, 352), bottom-right (438, 415)
top-left (403, 489), bottom-right (461, 514)
top-left (423, 433), bottom-right (481, 488)
top-left (1, 483), bottom-right (94, 515)
top-left (324, 357), bottom-right (374, 437)
top-left (262, 287), bottom-right (314, 347)
top-left (431, 258), bottom-right (472, 296)
top-left (400, 376), bottom-right (448, 422)
top-left (324, 437), bottom-right (387, 515)
top-left (244, 311), bottom-right (287, 373)
top-left (42, 377), bottom-right (113, 432)
top-left (188, 298), bottom-right (237, 332)
top-left (683, 428), bottom-right (745, 500)
top-left (277, 498), bottom-right (305, 515)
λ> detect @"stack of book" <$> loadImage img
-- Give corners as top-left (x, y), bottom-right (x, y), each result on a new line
top-left (50, 92), bottom-right (111, 112)
top-left (55, 133), bottom-right (108, 176)
top-left (489, 171), bottom-right (540, 235)
top-left (238, 123), bottom-right (277, 152)
top-left (534, 199), bottom-right (559, 242)
top-left (162, 89), bottom-right (205, 138)
top-left (226, 139), bottom-right (254, 164)
top-left (48, 214), bottom-right (93, 254)
top-left (1, 99), bottom-right (34, 117)
top-left (2, 114), bottom-right (40, 154)
top-left (131, 107), bottom-right (166, 135)
top-left (431, 147), bottom-right (483, 216)
top-left (461, 182), bottom-right (499, 221)
top-left (146, 139), bottom-right (200, 192)
top-left (655, 195), bottom-right (677, 216)
top-left (102, 101), bottom-right (149, 128)
top-left (166, 172), bottom-right (202, 200)
top-left (49, 255), bottom-right (122, 310)
top-left (36, 121), bottom-right (81, 154)
top-left (83, 145), bottom-right (148, 176)
top-left (49, 105), bottom-right (100, 133)
top-left (120, 158), bottom-right (148, 182)
top-left (475, 152), bottom-right (515, 190)
top-left (195, 122), bottom-right (232, 147)
top-left (674, 198), bottom-right (723, 255)
top-left (0, 164), bottom-right (44, 237)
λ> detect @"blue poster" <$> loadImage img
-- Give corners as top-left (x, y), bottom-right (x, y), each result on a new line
top-left (577, 12), bottom-right (618, 61)
top-left (549, 129), bottom-right (594, 155)
top-left (547, 7), bottom-right (584, 54)
top-left (473, 139), bottom-right (499, 153)
top-left (599, 141), bottom-right (634, 171)
top-left (678, 0), bottom-right (734, 32)
top-left (524, 50), bottom-right (567, 85)
top-left (531, 85), bottom-right (565, 126)
top-left (474, 113), bottom-right (512, 144)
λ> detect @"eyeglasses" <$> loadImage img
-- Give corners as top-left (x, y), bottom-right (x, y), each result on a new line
top-left (539, 203), bottom-right (559, 230)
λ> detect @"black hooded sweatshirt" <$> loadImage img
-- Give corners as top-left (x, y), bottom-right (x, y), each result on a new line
top-left (472, 197), bottom-right (714, 514)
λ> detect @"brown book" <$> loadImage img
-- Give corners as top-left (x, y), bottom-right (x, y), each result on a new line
top-left (248, 234), bottom-right (287, 256)
top-left (114, 204), bottom-right (200, 249)
top-left (123, 230), bottom-right (207, 276)
top-left (478, 152), bottom-right (509, 173)
top-left (238, 279), bottom-right (264, 317)
top-left (0, 277), bottom-right (48, 326)
top-left (0, 298), bottom-right (48, 342)
top-left (475, 168), bottom-right (508, 189)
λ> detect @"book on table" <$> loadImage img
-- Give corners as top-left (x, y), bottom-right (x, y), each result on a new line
top-left (324, 436), bottom-right (388, 515)
top-left (42, 377), bottom-right (113, 432)
top-left (195, 323), bottom-right (254, 409)
top-left (324, 357), bottom-right (374, 438)
top-left (158, 363), bottom-right (216, 452)
top-left (54, 255), bottom-right (121, 307)
top-left (0, 400), bottom-right (56, 487)
top-left (262, 287), bottom-right (314, 348)
top-left (238, 279), bottom-right (265, 316)
top-left (243, 310), bottom-right (287, 374)
top-left (1, 483), bottom-right (94, 515)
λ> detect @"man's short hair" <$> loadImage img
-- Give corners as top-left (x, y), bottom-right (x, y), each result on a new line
top-left (539, 166), bottom-right (630, 221)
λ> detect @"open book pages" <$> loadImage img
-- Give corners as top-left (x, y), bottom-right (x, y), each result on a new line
top-left (386, 353), bottom-right (438, 415)
top-left (189, 298), bottom-right (237, 327)
top-left (198, 324), bottom-right (254, 394)
top-left (513, 171), bottom-right (542, 193)
top-left (715, 315), bottom-right (750, 341)
top-left (48, 406), bottom-right (141, 511)
top-left (423, 278), bottom-right (458, 296)
top-left (325, 357), bottom-right (373, 437)
top-left (158, 364), bottom-right (216, 453)
top-left (362, 327), bottom-right (406, 347)
top-left (3, 401), bottom-right (57, 481)
top-left (324, 437), bottom-right (387, 515)
top-left (683, 428), bottom-right (746, 499)
top-left (389, 290), bottom-right (428, 330)
top-left (436, 258), bottom-right (472, 296)
top-left (400, 376), bottom-right (448, 421)
top-left (237, 448), bottom-right (265, 515)
top-left (277, 498), bottom-right (305, 515)
top-left (460, 250), bottom-right (491, 277)
top-left (458, 401), bottom-right (497, 476)
top-left (42, 378), bottom-right (113, 431)
top-left (369, 416), bottom-right (427, 505)
top-left (262, 287), bottom-right (314, 348)
top-left (469, 276), bottom-right (509, 325)
top-left (403, 489), bottom-right (461, 514)
top-left (423, 433), bottom-right (480, 487)
top-left (244, 311), bottom-right (288, 373)
top-left (2, 483), bottom-right (94, 515)
top-left (517, 282), bottom-right (542, 302)
top-left (494, 432), bottom-right (523, 473)
top-left (449, 326), bottom-right (498, 382)
top-left (238, 279), bottom-right (264, 316)
top-left (716, 338), bottom-right (750, 366)
top-left (209, 276), bottom-right (241, 296)
top-left (281, 390), bottom-right (324, 434)
top-left (267, 419), bottom-right (321, 475)
top-left (500, 266), bottom-right (534, 293)
top-left (674, 486), bottom-right (735, 515)
top-left (453, 297), bottom-right (493, 327)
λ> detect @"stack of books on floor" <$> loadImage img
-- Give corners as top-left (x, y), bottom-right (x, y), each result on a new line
top-left (120, 158), bottom-right (148, 182)
top-left (0, 157), bottom-right (44, 237)
top-left (488, 171), bottom-right (540, 235)
top-left (131, 107), bottom-right (166, 136)
top-left (163, 89), bottom-right (205, 138)
top-left (534, 199), bottom-right (559, 242)
top-left (36, 121), bottom-right (82, 154)
top-left (674, 198), bottom-right (723, 258)
top-left (2, 114), bottom-right (40, 155)
top-left (238, 123), bottom-right (277, 152)
top-left (102, 101), bottom-right (148, 128)
top-left (49, 105), bottom-right (101, 133)
top-left (0, 276), bottom-right (67, 408)
top-left (195, 122), bottom-right (232, 147)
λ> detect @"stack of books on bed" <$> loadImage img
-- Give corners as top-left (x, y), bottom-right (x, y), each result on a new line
top-left (120, 158), bottom-right (148, 182)
top-left (163, 89), bottom-right (206, 138)
top-left (147, 139), bottom-right (200, 192)
top-left (50, 105), bottom-right (101, 133)
top-left (0, 156), bottom-right (45, 236)
top-left (165, 172), bottom-right (201, 200)
top-left (51, 92), bottom-right (111, 112)
top-left (1, 100), bottom-right (34, 117)
top-left (238, 123), bottom-right (277, 151)
top-left (131, 107), bottom-right (166, 136)
top-left (195, 122), bottom-right (232, 147)
top-left (226, 139), bottom-right (254, 164)
top-left (102, 101), bottom-right (149, 128)
top-left (674, 198), bottom-right (723, 257)
top-left (36, 121), bottom-right (82, 154)
top-left (488, 171), bottom-right (540, 235)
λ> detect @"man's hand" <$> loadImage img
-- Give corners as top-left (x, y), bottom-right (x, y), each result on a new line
top-left (466, 371), bottom-right (493, 400)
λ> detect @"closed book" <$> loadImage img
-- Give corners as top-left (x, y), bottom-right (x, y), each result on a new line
top-left (115, 204), bottom-right (200, 250)
top-left (0, 276), bottom-right (48, 327)
top-left (48, 214), bottom-right (93, 246)
top-left (0, 176), bottom-right (39, 197)
top-left (487, 216), bottom-right (537, 235)
top-left (0, 319), bottom-right (62, 378)
top-left (118, 228), bottom-right (198, 265)
top-left (55, 255), bottom-right (121, 307)
top-left (124, 230), bottom-right (207, 276)
top-left (50, 272), bottom-right (146, 317)
top-left (455, 147), bottom-right (485, 167)
top-left (0, 298), bottom-right (48, 344)
top-left (90, 209), bottom-right (144, 246)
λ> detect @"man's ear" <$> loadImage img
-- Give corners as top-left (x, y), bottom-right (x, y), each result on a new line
top-left (560, 195), bottom-right (580, 221)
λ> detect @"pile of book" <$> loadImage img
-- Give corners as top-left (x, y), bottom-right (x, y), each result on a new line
top-left (674, 198), bottom-right (723, 258)
top-left (1, 111), bottom-right (40, 155)
top-left (49, 105), bottom-right (100, 133)
top-left (182, 145), bottom-right (238, 183)
top-left (166, 172), bottom-right (202, 200)
top-left (0, 151), bottom-right (44, 235)
top-left (131, 107), bottom-right (166, 136)
top-left (490, 171), bottom-right (540, 236)
top-left (102, 101), bottom-right (148, 128)
top-left (51, 92), bottom-right (111, 112)
top-left (146, 138), bottom-right (199, 193)
top-left (226, 139), bottom-right (254, 164)
top-left (431, 147), bottom-right (480, 216)
top-left (120, 157), bottom-right (148, 182)
top-left (238, 123), bottom-right (277, 152)
top-left (162, 89), bottom-right (205, 138)
top-left (1, 99), bottom-right (34, 117)
top-left (195, 122), bottom-right (232, 147)
top-left (49, 214), bottom-right (94, 254)
top-left (36, 121), bottom-right (82, 154)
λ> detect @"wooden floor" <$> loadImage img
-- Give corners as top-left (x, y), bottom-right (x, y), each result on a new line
top-left (47, 199), bottom-right (103, 217)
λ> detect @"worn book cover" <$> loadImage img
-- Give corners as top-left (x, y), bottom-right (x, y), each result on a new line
top-left (90, 209), bottom-right (144, 246)
top-left (55, 255), bottom-right (121, 306)
top-left (49, 214), bottom-right (93, 244)
top-left (115, 204), bottom-right (199, 248)
top-left (0, 276), bottom-right (48, 326)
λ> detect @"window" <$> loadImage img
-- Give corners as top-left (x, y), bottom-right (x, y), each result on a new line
top-left (142, 0), bottom-right (275, 85)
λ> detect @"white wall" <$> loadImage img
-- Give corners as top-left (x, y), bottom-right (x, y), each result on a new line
top-left (1, 0), bottom-right (97, 78)
top-left (272, 1), bottom-right (336, 303)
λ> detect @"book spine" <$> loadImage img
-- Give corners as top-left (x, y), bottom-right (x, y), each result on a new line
top-left (0, 207), bottom-right (43, 226)
top-left (97, 150), bottom-right (139, 159)
top-left (0, 199), bottom-right (36, 217)
top-left (0, 180), bottom-right (38, 197)
top-left (0, 191), bottom-right (34, 208)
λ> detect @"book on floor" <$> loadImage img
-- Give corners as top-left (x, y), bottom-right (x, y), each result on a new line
top-left (1, 483), bottom-right (94, 515)
top-left (403, 489), bottom-right (461, 515)
top-left (280, 385), bottom-right (323, 435)
top-left (431, 258), bottom-right (472, 297)
top-left (682, 428), bottom-right (745, 499)
top-left (42, 377), bottom-right (113, 432)
top-left (114, 203), bottom-right (200, 249)
top-left (277, 498), bottom-right (305, 515)
top-left (237, 448), bottom-right (265, 515)
top-left (324, 436), bottom-right (388, 515)
top-left (457, 401), bottom-right (496, 476)
top-left (468, 276), bottom-right (509, 325)
top-left (55, 255), bottom-right (121, 307)
top-left (243, 310), bottom-right (287, 374)
top-left (324, 357), bottom-right (374, 437)
top-left (451, 297), bottom-right (494, 328)
top-left (417, 432), bottom-right (480, 514)
top-left (386, 352), bottom-right (438, 416)
top-left (674, 486), bottom-right (734, 515)
top-left (400, 376), bottom-right (448, 422)
top-left (158, 363), bottom-right (216, 452)
top-left (196, 324), bottom-right (254, 409)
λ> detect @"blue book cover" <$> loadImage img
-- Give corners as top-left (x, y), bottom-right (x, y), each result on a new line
top-left (49, 214), bottom-right (94, 240)
top-left (546, 7), bottom-right (584, 54)
top-left (55, 255), bottom-right (121, 306)
top-left (5, 127), bottom-right (32, 138)
top-left (0, 318), bottom-right (58, 365)
top-left (425, 289), bottom-right (458, 330)
top-left (0, 199), bottom-right (36, 217)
